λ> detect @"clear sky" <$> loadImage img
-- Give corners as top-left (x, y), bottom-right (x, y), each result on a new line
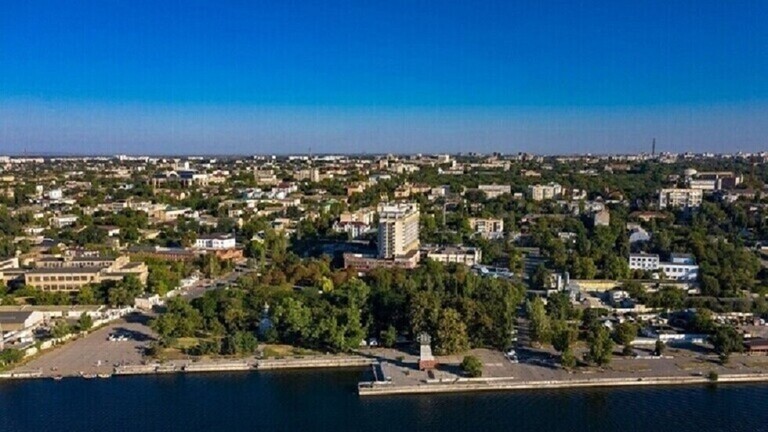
top-left (1, 0), bottom-right (767, 155)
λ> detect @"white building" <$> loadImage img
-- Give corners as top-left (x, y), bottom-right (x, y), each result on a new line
top-left (628, 253), bottom-right (698, 281)
top-left (425, 246), bottom-right (482, 267)
top-left (194, 234), bottom-right (236, 250)
top-left (658, 188), bottom-right (703, 209)
top-left (48, 188), bottom-right (63, 200)
top-left (51, 215), bottom-right (78, 228)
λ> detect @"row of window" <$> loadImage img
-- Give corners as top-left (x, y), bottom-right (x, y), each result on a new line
top-left (28, 275), bottom-right (94, 282)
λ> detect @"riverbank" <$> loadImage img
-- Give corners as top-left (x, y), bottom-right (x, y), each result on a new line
top-left (358, 372), bottom-right (768, 396)
top-left (113, 355), bottom-right (375, 376)
top-left (0, 355), bottom-right (376, 380)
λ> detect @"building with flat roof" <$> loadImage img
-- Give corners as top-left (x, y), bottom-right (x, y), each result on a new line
top-left (194, 233), bottom-right (236, 250)
top-left (528, 183), bottom-right (563, 201)
top-left (658, 188), bottom-right (703, 209)
top-left (478, 184), bottom-right (511, 199)
top-left (425, 246), bottom-right (482, 267)
top-left (377, 202), bottom-right (420, 259)
top-left (628, 253), bottom-right (698, 281)
top-left (23, 255), bottom-right (148, 291)
top-left (468, 217), bottom-right (504, 239)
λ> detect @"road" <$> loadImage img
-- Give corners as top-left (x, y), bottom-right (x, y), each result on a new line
top-left (180, 267), bottom-right (258, 300)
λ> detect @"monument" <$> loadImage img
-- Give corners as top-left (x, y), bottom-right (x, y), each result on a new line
top-left (418, 332), bottom-right (437, 371)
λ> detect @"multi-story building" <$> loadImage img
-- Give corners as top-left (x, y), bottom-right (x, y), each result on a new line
top-left (528, 183), bottom-right (563, 201)
top-left (425, 246), bottom-right (482, 266)
top-left (628, 253), bottom-right (698, 281)
top-left (194, 233), bottom-right (236, 250)
top-left (468, 217), bottom-right (504, 239)
top-left (23, 255), bottom-right (148, 291)
top-left (51, 215), bottom-right (78, 228)
top-left (658, 188), bottom-right (703, 209)
top-left (377, 203), bottom-right (420, 259)
top-left (254, 169), bottom-right (279, 186)
top-left (628, 253), bottom-right (660, 271)
top-left (478, 184), bottom-right (511, 199)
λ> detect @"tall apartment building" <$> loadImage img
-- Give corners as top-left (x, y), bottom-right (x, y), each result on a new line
top-left (528, 183), bottom-right (563, 201)
top-left (658, 188), bottom-right (703, 209)
top-left (377, 202), bottom-right (420, 259)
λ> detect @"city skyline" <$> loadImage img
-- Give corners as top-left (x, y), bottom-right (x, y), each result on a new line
top-left (2, 1), bottom-right (768, 154)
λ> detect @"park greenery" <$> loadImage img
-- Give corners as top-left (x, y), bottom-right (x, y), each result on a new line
top-left (460, 355), bottom-right (483, 377)
top-left (149, 258), bottom-right (526, 357)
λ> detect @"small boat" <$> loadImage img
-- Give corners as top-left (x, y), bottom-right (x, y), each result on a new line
top-left (82, 374), bottom-right (97, 379)
top-left (52, 375), bottom-right (63, 381)
top-left (97, 374), bottom-right (111, 379)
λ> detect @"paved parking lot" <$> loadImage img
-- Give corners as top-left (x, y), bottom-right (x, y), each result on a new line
top-left (15, 313), bottom-right (156, 377)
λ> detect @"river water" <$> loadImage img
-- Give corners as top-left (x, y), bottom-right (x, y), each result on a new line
top-left (1, 370), bottom-right (767, 432)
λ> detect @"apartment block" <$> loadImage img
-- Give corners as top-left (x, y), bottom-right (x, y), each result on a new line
top-left (528, 183), bottom-right (563, 201)
top-left (478, 184), bottom-right (511, 199)
top-left (377, 202), bottom-right (420, 259)
top-left (468, 217), bottom-right (504, 239)
top-left (658, 188), bottom-right (703, 209)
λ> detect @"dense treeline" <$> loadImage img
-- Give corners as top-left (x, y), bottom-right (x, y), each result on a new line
top-left (150, 259), bottom-right (526, 356)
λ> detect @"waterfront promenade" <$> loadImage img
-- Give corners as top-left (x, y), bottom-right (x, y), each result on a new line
top-left (5, 316), bottom-right (768, 397)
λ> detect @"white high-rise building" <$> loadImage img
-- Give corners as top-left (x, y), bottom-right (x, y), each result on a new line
top-left (377, 203), bottom-right (420, 259)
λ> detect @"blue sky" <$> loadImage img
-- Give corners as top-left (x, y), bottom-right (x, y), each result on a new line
top-left (1, 0), bottom-right (767, 154)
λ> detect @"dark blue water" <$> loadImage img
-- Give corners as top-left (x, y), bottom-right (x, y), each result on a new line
top-left (2, 370), bottom-right (767, 432)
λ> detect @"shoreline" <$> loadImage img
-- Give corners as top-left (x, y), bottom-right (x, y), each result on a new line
top-left (0, 355), bottom-right (376, 380)
top-left (4, 354), bottom-right (768, 397)
top-left (357, 372), bottom-right (768, 396)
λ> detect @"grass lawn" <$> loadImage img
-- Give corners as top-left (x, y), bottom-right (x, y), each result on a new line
top-left (261, 344), bottom-right (318, 358)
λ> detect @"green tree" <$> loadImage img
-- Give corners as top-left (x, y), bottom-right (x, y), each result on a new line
top-left (551, 320), bottom-right (577, 353)
top-left (546, 292), bottom-right (574, 321)
top-left (434, 308), bottom-right (469, 355)
top-left (526, 297), bottom-right (552, 345)
top-left (380, 325), bottom-right (397, 348)
top-left (613, 321), bottom-right (638, 356)
top-left (272, 297), bottom-right (312, 345)
top-left (51, 320), bottom-right (72, 339)
top-left (711, 325), bottom-right (743, 364)
top-left (0, 348), bottom-right (24, 367)
top-left (531, 265), bottom-right (552, 290)
top-left (586, 325), bottom-right (614, 366)
top-left (460, 355), bottom-right (483, 377)
top-left (77, 312), bottom-right (93, 331)
top-left (76, 286), bottom-right (98, 305)
top-left (561, 348), bottom-right (577, 369)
